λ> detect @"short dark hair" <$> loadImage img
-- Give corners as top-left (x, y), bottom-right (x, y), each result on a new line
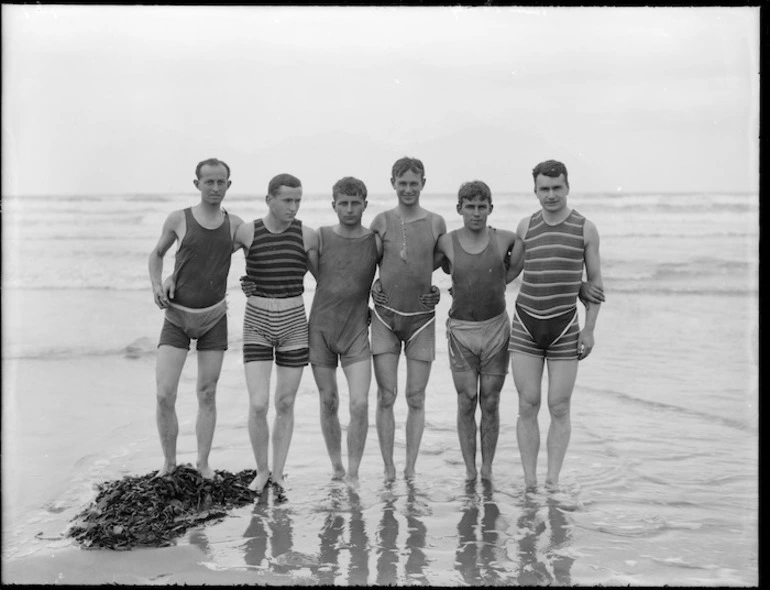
top-left (195, 158), bottom-right (231, 179)
top-left (267, 173), bottom-right (302, 197)
top-left (391, 157), bottom-right (425, 180)
top-left (532, 160), bottom-right (569, 188)
top-left (332, 177), bottom-right (367, 200)
top-left (457, 180), bottom-right (492, 205)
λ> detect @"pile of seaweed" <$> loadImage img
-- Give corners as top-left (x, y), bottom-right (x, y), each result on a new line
top-left (67, 465), bottom-right (258, 550)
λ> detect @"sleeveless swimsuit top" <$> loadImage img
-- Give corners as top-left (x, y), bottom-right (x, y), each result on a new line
top-left (449, 228), bottom-right (507, 321)
top-left (172, 207), bottom-right (232, 308)
top-left (378, 210), bottom-right (437, 313)
top-left (516, 209), bottom-right (585, 319)
top-left (244, 218), bottom-right (307, 298)
top-left (309, 227), bottom-right (379, 332)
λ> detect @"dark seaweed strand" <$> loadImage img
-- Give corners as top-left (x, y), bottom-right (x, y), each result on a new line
top-left (67, 465), bottom-right (258, 549)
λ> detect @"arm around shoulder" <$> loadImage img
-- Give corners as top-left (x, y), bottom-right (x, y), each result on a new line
top-left (303, 225), bottom-right (319, 279)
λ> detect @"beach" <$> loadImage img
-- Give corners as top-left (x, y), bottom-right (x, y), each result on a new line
top-left (1, 190), bottom-right (758, 585)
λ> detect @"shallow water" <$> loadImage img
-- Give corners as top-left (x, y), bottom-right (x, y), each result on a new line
top-left (1, 191), bottom-right (758, 585)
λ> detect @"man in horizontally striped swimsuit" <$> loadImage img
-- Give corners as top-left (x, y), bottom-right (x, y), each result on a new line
top-left (233, 173), bottom-right (319, 501)
top-left (509, 160), bottom-right (604, 491)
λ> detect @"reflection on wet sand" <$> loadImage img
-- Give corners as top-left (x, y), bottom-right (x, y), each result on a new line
top-left (242, 493), bottom-right (294, 573)
top-left (316, 485), bottom-right (370, 585)
top-left (515, 493), bottom-right (575, 586)
top-left (455, 480), bottom-right (504, 585)
top-left (376, 480), bottom-right (428, 585)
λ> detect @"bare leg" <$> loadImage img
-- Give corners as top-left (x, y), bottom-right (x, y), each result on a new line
top-left (374, 353), bottom-right (399, 481)
top-left (312, 364), bottom-right (346, 479)
top-left (545, 360), bottom-right (579, 488)
top-left (451, 369), bottom-right (479, 481)
top-left (342, 359), bottom-right (372, 481)
top-left (478, 373), bottom-right (505, 482)
top-left (512, 353), bottom-right (545, 490)
top-left (404, 358), bottom-right (432, 480)
top-left (271, 364), bottom-right (304, 487)
top-left (245, 360), bottom-right (273, 492)
top-left (195, 349), bottom-right (225, 479)
top-left (155, 345), bottom-right (188, 477)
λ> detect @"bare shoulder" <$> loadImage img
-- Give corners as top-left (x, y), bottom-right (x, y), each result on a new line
top-left (495, 227), bottom-right (518, 243)
top-left (302, 224), bottom-right (319, 249)
top-left (516, 216), bottom-right (530, 237)
top-left (370, 211), bottom-right (387, 234)
top-left (429, 210), bottom-right (447, 235)
top-left (437, 231), bottom-right (453, 254)
top-left (583, 218), bottom-right (600, 243)
top-left (228, 212), bottom-right (246, 227)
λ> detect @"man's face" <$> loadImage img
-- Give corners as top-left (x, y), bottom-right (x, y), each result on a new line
top-left (267, 185), bottom-right (303, 222)
top-left (194, 164), bottom-right (231, 204)
top-left (457, 195), bottom-right (492, 232)
top-left (332, 193), bottom-right (367, 227)
top-left (391, 170), bottom-right (425, 206)
top-left (534, 173), bottom-right (569, 212)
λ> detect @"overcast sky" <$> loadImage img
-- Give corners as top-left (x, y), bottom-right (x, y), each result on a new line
top-left (1, 5), bottom-right (759, 197)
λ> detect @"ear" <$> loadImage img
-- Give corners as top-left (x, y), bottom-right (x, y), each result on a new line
top-left (456, 202), bottom-right (463, 214)
top-left (227, 180), bottom-right (232, 189)
top-left (194, 179), bottom-right (200, 189)
top-left (421, 177), bottom-right (427, 188)
top-left (363, 199), bottom-right (368, 210)
top-left (331, 199), bottom-right (337, 210)
top-left (489, 203), bottom-right (494, 213)
top-left (390, 177), bottom-right (396, 189)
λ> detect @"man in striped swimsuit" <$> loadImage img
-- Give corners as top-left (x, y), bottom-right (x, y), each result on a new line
top-left (509, 160), bottom-right (604, 490)
top-left (233, 173), bottom-right (319, 500)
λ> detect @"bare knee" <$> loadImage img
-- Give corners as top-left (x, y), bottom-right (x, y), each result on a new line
top-left (319, 390), bottom-right (340, 416)
top-left (157, 388), bottom-right (177, 411)
top-left (197, 382), bottom-right (217, 409)
top-left (405, 388), bottom-right (425, 411)
top-left (479, 392), bottom-right (500, 417)
top-left (349, 395), bottom-right (368, 419)
top-left (457, 391), bottom-right (477, 416)
top-left (518, 394), bottom-right (540, 419)
top-left (377, 386), bottom-right (397, 409)
top-left (250, 399), bottom-right (269, 419)
top-left (275, 395), bottom-right (296, 415)
top-left (549, 398), bottom-right (571, 420)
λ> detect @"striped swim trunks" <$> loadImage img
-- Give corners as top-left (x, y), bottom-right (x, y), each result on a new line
top-left (508, 304), bottom-right (580, 361)
top-left (243, 295), bottom-right (309, 367)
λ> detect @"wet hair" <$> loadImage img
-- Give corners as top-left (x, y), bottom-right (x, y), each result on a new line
top-left (195, 158), bottom-right (231, 179)
top-left (332, 177), bottom-right (367, 200)
top-left (457, 180), bottom-right (492, 205)
top-left (391, 157), bottom-right (425, 180)
top-left (267, 173), bottom-right (302, 197)
top-left (532, 160), bottom-right (569, 188)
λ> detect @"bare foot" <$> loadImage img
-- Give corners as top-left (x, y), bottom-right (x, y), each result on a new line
top-left (383, 466), bottom-right (396, 482)
top-left (197, 463), bottom-right (216, 480)
top-left (403, 467), bottom-right (416, 481)
top-left (345, 473), bottom-right (360, 488)
top-left (249, 470), bottom-right (271, 494)
top-left (465, 469), bottom-right (478, 482)
top-left (480, 467), bottom-right (493, 482)
top-left (331, 466), bottom-right (346, 481)
top-left (154, 463), bottom-right (176, 478)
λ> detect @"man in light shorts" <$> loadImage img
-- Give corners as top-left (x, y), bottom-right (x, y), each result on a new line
top-left (436, 180), bottom-right (521, 483)
top-left (370, 156), bottom-right (446, 481)
top-left (233, 173), bottom-right (319, 501)
top-left (148, 158), bottom-right (245, 480)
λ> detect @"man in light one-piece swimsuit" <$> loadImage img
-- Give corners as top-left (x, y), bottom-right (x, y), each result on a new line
top-left (148, 158), bottom-right (245, 480)
top-left (370, 156), bottom-right (446, 481)
top-left (509, 159), bottom-right (604, 491)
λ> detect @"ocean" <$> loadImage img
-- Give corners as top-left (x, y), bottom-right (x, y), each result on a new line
top-left (1, 190), bottom-right (758, 585)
